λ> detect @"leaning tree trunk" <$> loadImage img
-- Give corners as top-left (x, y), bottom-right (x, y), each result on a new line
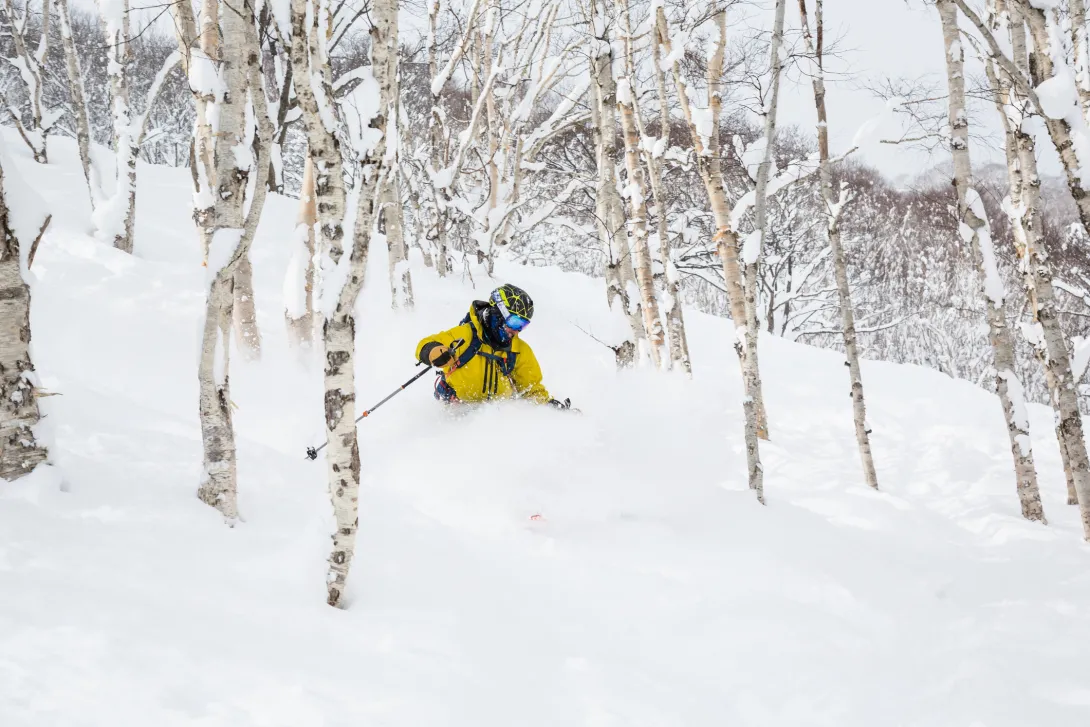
top-left (659, 6), bottom-right (764, 502)
top-left (0, 142), bottom-right (50, 480)
top-left (799, 0), bottom-right (879, 489)
top-left (939, 0), bottom-right (1044, 524)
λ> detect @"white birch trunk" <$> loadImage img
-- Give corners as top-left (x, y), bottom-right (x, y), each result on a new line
top-left (799, 0), bottom-right (879, 489)
top-left (383, 174), bottom-right (414, 309)
top-left (287, 154), bottom-right (317, 349)
top-left (194, 0), bottom-right (274, 522)
top-left (988, 1), bottom-right (1087, 515)
top-left (0, 143), bottom-right (49, 480)
top-left (57, 0), bottom-right (97, 205)
top-left (287, 0), bottom-right (347, 264)
top-left (740, 0), bottom-right (786, 440)
top-left (167, 0), bottom-right (212, 203)
top-left (98, 0), bottom-right (139, 254)
top-left (232, 255), bottom-right (262, 359)
top-left (590, 0), bottom-right (644, 366)
top-left (615, 0), bottom-right (666, 369)
top-left (1068, 0), bottom-right (1090, 119)
top-left (381, 14), bottom-right (413, 310)
top-left (427, 0), bottom-right (450, 276)
top-left (939, 0), bottom-right (1044, 524)
top-left (321, 0), bottom-right (397, 607)
top-left (1017, 3), bottom-right (1090, 247)
top-left (646, 12), bottom-right (691, 374)
top-left (659, 6), bottom-right (763, 501)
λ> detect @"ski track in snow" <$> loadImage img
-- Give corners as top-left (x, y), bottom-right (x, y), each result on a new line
top-left (2, 132), bottom-right (1090, 726)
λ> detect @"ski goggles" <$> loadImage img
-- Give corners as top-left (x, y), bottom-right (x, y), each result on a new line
top-left (503, 312), bottom-right (531, 331)
top-left (492, 293), bottom-right (531, 331)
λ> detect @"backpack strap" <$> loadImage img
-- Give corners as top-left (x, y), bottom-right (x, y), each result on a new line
top-left (452, 315), bottom-right (483, 370)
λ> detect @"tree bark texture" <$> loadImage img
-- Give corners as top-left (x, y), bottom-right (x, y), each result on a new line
top-left (194, 0), bottom-right (273, 522)
top-left (232, 255), bottom-right (262, 359)
top-left (321, 0), bottom-right (397, 608)
top-left (0, 148), bottom-right (49, 480)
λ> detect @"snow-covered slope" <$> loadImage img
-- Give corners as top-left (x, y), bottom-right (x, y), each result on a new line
top-left (3, 135), bottom-right (1090, 726)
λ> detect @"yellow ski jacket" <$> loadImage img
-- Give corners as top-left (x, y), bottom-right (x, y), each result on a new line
top-left (416, 303), bottom-right (551, 404)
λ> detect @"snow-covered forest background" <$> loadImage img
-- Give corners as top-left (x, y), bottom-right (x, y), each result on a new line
top-left (8, 0), bottom-right (1090, 398)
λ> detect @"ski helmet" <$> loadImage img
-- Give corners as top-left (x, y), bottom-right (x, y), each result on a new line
top-left (489, 283), bottom-right (534, 328)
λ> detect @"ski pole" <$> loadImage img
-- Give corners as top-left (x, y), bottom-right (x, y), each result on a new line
top-left (305, 338), bottom-right (464, 461)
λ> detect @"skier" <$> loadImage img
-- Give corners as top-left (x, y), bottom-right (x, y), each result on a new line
top-left (416, 283), bottom-right (572, 409)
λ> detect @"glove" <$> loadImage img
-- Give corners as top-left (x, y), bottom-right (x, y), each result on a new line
top-left (420, 342), bottom-right (452, 367)
top-left (548, 398), bottom-right (572, 410)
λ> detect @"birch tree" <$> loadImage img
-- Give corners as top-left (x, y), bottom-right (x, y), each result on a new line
top-left (0, 135), bottom-right (50, 480)
top-left (590, 0), bottom-right (645, 366)
top-left (954, 0), bottom-right (1090, 536)
top-left (318, 0), bottom-right (396, 607)
top-left (737, 0), bottom-right (786, 438)
top-left (0, 0), bottom-right (55, 163)
top-left (379, 9), bottom-right (413, 310)
top-left (798, 0), bottom-right (878, 489)
top-left (938, 0), bottom-right (1044, 524)
top-left (287, 0), bottom-right (348, 268)
top-left (95, 0), bottom-right (142, 253)
top-left (425, 0), bottom-right (451, 276)
top-left (56, 0), bottom-right (93, 197)
top-left (643, 0), bottom-right (690, 374)
top-left (658, 4), bottom-right (764, 501)
top-left (980, 0), bottom-right (1090, 514)
top-left (615, 0), bottom-right (666, 368)
top-left (286, 154), bottom-right (317, 349)
top-left (186, 0), bottom-right (273, 521)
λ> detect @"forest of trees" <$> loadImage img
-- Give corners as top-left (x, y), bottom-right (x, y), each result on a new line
top-left (5, 0), bottom-right (1090, 604)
